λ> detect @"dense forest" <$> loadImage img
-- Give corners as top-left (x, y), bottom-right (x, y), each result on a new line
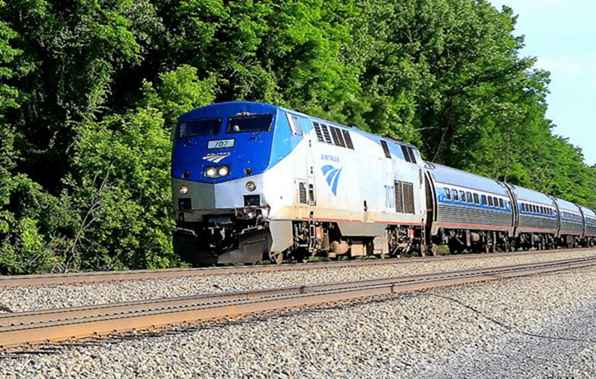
top-left (1, 0), bottom-right (595, 274)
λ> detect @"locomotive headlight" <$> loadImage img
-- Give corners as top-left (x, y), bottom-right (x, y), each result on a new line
top-left (217, 166), bottom-right (229, 177)
top-left (245, 181), bottom-right (257, 192)
top-left (178, 185), bottom-right (189, 195)
top-left (205, 167), bottom-right (218, 178)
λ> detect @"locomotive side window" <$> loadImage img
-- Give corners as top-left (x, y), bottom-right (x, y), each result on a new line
top-left (177, 119), bottom-right (222, 138)
top-left (406, 146), bottom-right (418, 164)
top-left (313, 122), bottom-right (324, 142)
top-left (286, 113), bottom-right (301, 135)
top-left (400, 145), bottom-right (416, 163)
top-left (228, 114), bottom-right (273, 133)
top-left (380, 140), bottom-right (391, 159)
top-left (342, 130), bottom-right (354, 149)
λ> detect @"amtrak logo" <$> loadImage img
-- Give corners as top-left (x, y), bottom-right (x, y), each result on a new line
top-left (321, 165), bottom-right (342, 195)
top-left (202, 152), bottom-right (230, 163)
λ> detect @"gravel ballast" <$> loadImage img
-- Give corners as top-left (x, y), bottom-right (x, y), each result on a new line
top-left (1, 263), bottom-right (595, 377)
top-left (0, 249), bottom-right (595, 313)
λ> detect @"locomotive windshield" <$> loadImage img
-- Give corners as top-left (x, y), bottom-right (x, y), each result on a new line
top-left (227, 114), bottom-right (273, 133)
top-left (177, 119), bottom-right (221, 138)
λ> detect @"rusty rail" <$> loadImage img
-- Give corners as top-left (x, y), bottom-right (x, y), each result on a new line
top-left (1, 255), bottom-right (595, 350)
top-left (1, 247), bottom-right (594, 289)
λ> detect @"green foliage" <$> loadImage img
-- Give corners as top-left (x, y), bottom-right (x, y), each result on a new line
top-left (1, 0), bottom-right (595, 273)
top-left (68, 107), bottom-right (176, 270)
top-left (142, 65), bottom-right (216, 127)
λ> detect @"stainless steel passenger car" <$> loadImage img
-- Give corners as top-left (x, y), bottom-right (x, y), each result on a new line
top-left (554, 197), bottom-right (584, 247)
top-left (426, 163), bottom-right (514, 253)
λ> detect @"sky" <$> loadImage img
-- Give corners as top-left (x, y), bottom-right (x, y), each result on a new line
top-left (489, 0), bottom-right (596, 165)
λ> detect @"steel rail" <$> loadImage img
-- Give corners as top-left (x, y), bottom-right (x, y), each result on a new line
top-left (1, 247), bottom-right (594, 289)
top-left (1, 256), bottom-right (595, 350)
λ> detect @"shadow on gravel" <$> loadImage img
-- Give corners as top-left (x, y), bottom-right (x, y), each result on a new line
top-left (426, 293), bottom-right (596, 344)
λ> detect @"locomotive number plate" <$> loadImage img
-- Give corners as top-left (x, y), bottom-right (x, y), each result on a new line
top-left (208, 139), bottom-right (235, 149)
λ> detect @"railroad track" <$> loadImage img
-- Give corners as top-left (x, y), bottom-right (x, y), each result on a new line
top-left (1, 255), bottom-right (595, 350)
top-left (1, 247), bottom-right (594, 289)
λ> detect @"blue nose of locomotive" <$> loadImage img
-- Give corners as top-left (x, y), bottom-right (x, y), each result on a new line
top-left (172, 102), bottom-right (278, 183)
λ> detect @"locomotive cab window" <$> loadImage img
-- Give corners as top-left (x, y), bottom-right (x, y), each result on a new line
top-left (177, 119), bottom-right (222, 138)
top-left (228, 114), bottom-right (273, 133)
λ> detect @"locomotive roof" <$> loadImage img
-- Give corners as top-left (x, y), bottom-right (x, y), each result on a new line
top-left (427, 163), bottom-right (508, 196)
top-left (182, 101), bottom-right (420, 150)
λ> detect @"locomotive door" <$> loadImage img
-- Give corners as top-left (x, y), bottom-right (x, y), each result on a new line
top-left (293, 115), bottom-right (316, 209)
top-left (305, 133), bottom-right (316, 207)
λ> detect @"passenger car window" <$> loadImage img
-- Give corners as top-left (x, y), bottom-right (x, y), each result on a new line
top-left (488, 197), bottom-right (494, 206)
top-left (459, 191), bottom-right (466, 202)
top-left (473, 193), bottom-right (480, 204)
top-left (481, 195), bottom-right (487, 205)
top-left (445, 188), bottom-right (451, 200)
top-left (498, 198), bottom-right (504, 208)
top-left (466, 192), bottom-right (473, 203)
top-left (453, 190), bottom-right (459, 201)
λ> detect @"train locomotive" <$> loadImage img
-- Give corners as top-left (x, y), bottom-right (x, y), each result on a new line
top-left (172, 101), bottom-right (596, 265)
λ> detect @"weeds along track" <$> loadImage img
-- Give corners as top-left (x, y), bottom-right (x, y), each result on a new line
top-left (1, 255), bottom-right (595, 350)
top-left (1, 248), bottom-right (595, 289)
